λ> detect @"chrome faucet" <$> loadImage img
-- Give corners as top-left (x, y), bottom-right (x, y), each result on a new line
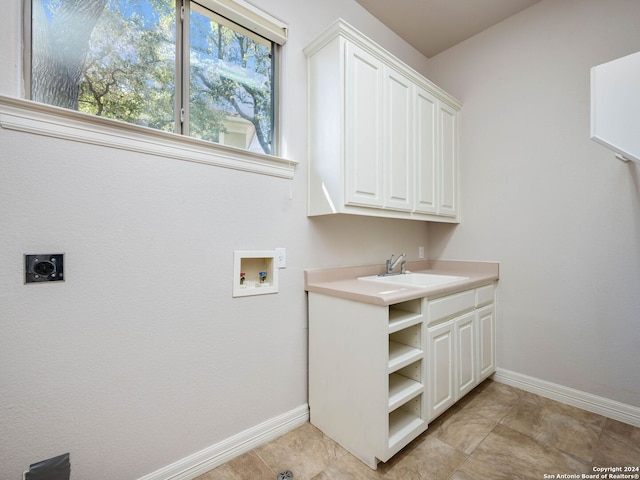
top-left (385, 253), bottom-right (407, 275)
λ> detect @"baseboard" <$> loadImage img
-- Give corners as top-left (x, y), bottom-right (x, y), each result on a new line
top-left (493, 368), bottom-right (640, 427)
top-left (138, 404), bottom-right (310, 480)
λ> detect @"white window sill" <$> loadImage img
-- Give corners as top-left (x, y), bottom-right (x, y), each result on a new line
top-left (0, 95), bottom-right (297, 179)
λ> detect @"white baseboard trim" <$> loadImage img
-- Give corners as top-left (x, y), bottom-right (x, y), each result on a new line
top-left (138, 404), bottom-right (310, 480)
top-left (493, 368), bottom-right (640, 427)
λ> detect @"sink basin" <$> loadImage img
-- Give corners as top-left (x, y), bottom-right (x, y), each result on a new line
top-left (358, 272), bottom-right (468, 287)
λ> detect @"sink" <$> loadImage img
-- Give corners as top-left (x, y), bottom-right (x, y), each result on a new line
top-left (358, 272), bottom-right (468, 287)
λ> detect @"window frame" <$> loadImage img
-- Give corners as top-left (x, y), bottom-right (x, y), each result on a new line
top-left (179, 1), bottom-right (280, 154)
top-left (20, 0), bottom-right (294, 175)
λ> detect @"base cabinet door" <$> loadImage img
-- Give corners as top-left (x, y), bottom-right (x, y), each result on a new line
top-left (477, 304), bottom-right (496, 381)
top-left (455, 311), bottom-right (477, 398)
top-left (425, 282), bottom-right (496, 422)
top-left (427, 320), bottom-right (455, 421)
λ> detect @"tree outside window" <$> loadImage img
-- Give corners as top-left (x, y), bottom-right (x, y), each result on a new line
top-left (30, 0), bottom-right (275, 155)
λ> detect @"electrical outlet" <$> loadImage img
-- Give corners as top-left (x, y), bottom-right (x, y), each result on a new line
top-left (25, 254), bottom-right (64, 283)
top-left (418, 246), bottom-right (425, 259)
top-left (275, 248), bottom-right (286, 268)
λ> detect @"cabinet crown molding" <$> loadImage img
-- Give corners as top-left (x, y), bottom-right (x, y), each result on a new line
top-left (304, 18), bottom-right (462, 109)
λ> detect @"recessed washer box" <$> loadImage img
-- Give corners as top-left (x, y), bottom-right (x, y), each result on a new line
top-left (25, 254), bottom-right (64, 283)
top-left (233, 250), bottom-right (278, 297)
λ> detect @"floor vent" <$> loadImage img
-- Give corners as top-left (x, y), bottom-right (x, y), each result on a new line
top-left (24, 453), bottom-right (70, 480)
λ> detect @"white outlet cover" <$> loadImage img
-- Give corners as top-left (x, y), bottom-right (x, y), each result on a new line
top-left (275, 247), bottom-right (286, 268)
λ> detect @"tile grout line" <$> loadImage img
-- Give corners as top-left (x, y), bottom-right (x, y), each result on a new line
top-left (251, 448), bottom-right (277, 478)
top-left (447, 386), bottom-right (524, 478)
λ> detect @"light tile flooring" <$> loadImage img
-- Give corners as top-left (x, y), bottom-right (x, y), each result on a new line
top-left (196, 379), bottom-right (640, 480)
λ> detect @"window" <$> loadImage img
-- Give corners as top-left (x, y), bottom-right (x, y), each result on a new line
top-left (26, 0), bottom-right (286, 156)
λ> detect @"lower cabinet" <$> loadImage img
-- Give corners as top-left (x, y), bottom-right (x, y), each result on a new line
top-left (477, 303), bottom-right (496, 381)
top-left (425, 284), bottom-right (497, 422)
top-left (426, 319), bottom-right (455, 420)
top-left (456, 311), bottom-right (477, 398)
top-left (308, 282), bottom-right (496, 469)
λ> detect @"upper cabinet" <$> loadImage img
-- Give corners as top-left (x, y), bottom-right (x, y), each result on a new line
top-left (304, 19), bottom-right (462, 222)
top-left (591, 50), bottom-right (640, 164)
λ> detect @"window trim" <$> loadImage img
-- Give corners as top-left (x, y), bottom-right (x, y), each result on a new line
top-left (196, 0), bottom-right (287, 45)
top-left (19, 1), bottom-right (294, 177)
top-left (179, 1), bottom-right (279, 155)
top-left (0, 94), bottom-right (297, 178)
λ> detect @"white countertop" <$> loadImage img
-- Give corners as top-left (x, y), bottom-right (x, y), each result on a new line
top-left (304, 260), bottom-right (499, 306)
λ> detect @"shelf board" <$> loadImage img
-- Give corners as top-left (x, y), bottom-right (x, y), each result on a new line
top-left (388, 310), bottom-right (422, 334)
top-left (388, 373), bottom-right (424, 412)
top-left (388, 409), bottom-right (425, 449)
top-left (388, 341), bottom-right (422, 373)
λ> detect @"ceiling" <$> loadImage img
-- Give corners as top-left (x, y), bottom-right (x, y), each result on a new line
top-left (354, 0), bottom-right (542, 58)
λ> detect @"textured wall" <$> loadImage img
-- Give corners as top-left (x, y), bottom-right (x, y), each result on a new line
top-left (426, 0), bottom-right (640, 407)
top-left (0, 1), bottom-right (430, 478)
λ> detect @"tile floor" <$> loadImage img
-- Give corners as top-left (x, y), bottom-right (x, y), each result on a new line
top-left (195, 379), bottom-right (640, 480)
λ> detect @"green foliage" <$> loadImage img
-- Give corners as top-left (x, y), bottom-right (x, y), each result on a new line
top-left (188, 9), bottom-right (273, 153)
top-left (78, 0), bottom-right (176, 132)
top-left (33, 0), bottom-right (274, 154)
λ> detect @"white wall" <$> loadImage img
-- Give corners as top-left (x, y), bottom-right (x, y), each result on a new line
top-left (4, 0), bottom-right (640, 478)
top-left (426, 0), bottom-right (640, 407)
top-left (0, 1), bottom-right (430, 479)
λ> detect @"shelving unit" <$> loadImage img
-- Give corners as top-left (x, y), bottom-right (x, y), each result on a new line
top-left (308, 281), bottom-right (496, 470)
top-left (388, 395), bottom-right (424, 449)
top-left (388, 298), bottom-right (422, 333)
top-left (389, 322), bottom-right (421, 363)
top-left (308, 293), bottom-right (428, 470)
top-left (386, 302), bottom-right (427, 458)
top-left (388, 362), bottom-right (423, 411)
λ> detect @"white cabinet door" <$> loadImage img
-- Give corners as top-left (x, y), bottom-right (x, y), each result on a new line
top-left (455, 311), bottom-right (476, 398)
top-left (477, 304), bottom-right (496, 381)
top-left (427, 320), bottom-right (455, 421)
top-left (414, 86), bottom-right (438, 214)
top-left (383, 66), bottom-right (413, 212)
top-left (305, 20), bottom-right (461, 222)
top-left (438, 102), bottom-right (458, 217)
top-left (345, 42), bottom-right (384, 208)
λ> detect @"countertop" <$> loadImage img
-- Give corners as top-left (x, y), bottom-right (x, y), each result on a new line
top-left (304, 260), bottom-right (499, 306)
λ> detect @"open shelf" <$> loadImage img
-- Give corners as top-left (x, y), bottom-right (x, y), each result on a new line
top-left (388, 323), bottom-right (422, 373)
top-left (389, 372), bottom-right (424, 412)
top-left (389, 310), bottom-right (422, 334)
top-left (389, 298), bottom-right (422, 333)
top-left (388, 394), bottom-right (425, 449)
top-left (388, 341), bottom-right (422, 373)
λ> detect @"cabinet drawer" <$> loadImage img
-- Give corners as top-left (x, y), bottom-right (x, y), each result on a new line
top-left (427, 289), bottom-right (474, 324)
top-left (476, 284), bottom-right (495, 307)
